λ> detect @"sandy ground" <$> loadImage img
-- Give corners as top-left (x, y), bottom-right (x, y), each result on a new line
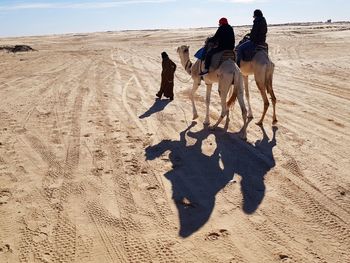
top-left (0, 23), bottom-right (349, 263)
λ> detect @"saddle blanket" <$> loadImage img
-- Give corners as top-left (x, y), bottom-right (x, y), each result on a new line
top-left (194, 47), bottom-right (205, 60)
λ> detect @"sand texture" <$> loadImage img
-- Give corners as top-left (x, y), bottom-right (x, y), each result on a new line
top-left (0, 23), bottom-right (349, 262)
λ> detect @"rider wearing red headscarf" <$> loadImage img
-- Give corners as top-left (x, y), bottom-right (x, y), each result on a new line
top-left (200, 17), bottom-right (235, 75)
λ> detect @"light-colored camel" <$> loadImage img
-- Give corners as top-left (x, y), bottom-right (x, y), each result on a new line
top-left (233, 49), bottom-right (277, 125)
top-left (177, 45), bottom-right (248, 137)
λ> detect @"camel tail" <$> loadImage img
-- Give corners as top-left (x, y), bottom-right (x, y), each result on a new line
top-left (265, 61), bottom-right (274, 94)
top-left (227, 69), bottom-right (242, 107)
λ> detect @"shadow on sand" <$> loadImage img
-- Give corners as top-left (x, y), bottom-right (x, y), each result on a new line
top-left (139, 98), bottom-right (171, 119)
top-left (145, 122), bottom-right (277, 238)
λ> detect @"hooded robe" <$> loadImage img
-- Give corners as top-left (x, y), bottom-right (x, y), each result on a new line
top-left (158, 56), bottom-right (176, 99)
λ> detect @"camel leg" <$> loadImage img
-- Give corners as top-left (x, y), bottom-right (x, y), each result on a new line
top-left (224, 86), bottom-right (232, 129)
top-left (228, 84), bottom-right (234, 102)
top-left (256, 82), bottom-right (269, 126)
top-left (224, 85), bottom-right (233, 130)
top-left (229, 73), bottom-right (248, 139)
top-left (227, 86), bottom-right (237, 107)
top-left (210, 82), bottom-right (230, 130)
top-left (267, 82), bottom-right (277, 125)
top-left (210, 96), bottom-right (227, 130)
top-left (204, 84), bottom-right (212, 125)
top-left (236, 83), bottom-right (248, 140)
top-left (265, 62), bottom-right (277, 124)
top-left (243, 75), bottom-right (253, 119)
top-left (190, 80), bottom-right (200, 120)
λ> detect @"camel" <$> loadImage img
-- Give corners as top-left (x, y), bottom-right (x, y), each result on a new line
top-left (233, 46), bottom-right (277, 125)
top-left (177, 45), bottom-right (248, 137)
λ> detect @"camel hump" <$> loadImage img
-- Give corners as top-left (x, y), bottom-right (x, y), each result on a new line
top-left (210, 50), bottom-right (235, 71)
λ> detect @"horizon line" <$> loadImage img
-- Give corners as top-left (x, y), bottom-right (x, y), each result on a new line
top-left (1, 20), bottom-right (349, 39)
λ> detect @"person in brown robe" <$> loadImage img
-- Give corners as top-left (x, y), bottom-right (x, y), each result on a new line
top-left (156, 52), bottom-right (176, 100)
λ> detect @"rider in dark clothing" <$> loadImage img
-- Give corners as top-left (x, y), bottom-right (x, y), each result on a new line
top-left (200, 17), bottom-right (235, 75)
top-left (250, 10), bottom-right (267, 45)
top-left (237, 9), bottom-right (267, 67)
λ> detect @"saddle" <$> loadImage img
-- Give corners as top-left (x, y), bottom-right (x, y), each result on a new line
top-left (209, 50), bottom-right (236, 71)
top-left (256, 43), bottom-right (268, 53)
top-left (198, 36), bottom-right (236, 72)
top-left (243, 44), bottom-right (268, 62)
top-left (236, 34), bottom-right (269, 63)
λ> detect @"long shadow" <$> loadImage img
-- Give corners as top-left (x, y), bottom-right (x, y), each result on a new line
top-left (145, 122), bottom-right (277, 237)
top-left (231, 125), bottom-right (277, 214)
top-left (139, 98), bottom-right (171, 119)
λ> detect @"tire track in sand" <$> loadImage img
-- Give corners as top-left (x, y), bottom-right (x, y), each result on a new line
top-left (16, 60), bottom-right (93, 263)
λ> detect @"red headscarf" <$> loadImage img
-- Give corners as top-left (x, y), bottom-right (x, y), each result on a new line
top-left (219, 17), bottom-right (228, 25)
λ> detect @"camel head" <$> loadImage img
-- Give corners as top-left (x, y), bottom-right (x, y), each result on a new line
top-left (177, 45), bottom-right (190, 62)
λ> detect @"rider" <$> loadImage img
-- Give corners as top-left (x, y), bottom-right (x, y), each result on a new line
top-left (236, 9), bottom-right (267, 67)
top-left (200, 17), bottom-right (235, 76)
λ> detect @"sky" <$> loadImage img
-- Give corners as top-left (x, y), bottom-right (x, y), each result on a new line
top-left (0, 0), bottom-right (349, 37)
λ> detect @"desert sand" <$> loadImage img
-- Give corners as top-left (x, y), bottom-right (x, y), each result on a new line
top-left (0, 23), bottom-right (349, 262)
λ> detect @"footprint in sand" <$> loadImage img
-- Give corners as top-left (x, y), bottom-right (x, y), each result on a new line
top-left (279, 254), bottom-right (291, 261)
top-left (0, 190), bottom-right (11, 205)
top-left (94, 149), bottom-right (106, 160)
top-left (0, 244), bottom-right (12, 254)
top-left (205, 229), bottom-right (229, 241)
top-left (91, 167), bottom-right (104, 176)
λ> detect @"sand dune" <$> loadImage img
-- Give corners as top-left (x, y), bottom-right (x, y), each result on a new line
top-left (0, 23), bottom-right (349, 262)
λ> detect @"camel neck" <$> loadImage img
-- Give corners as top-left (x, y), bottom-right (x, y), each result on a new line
top-left (181, 57), bottom-right (192, 75)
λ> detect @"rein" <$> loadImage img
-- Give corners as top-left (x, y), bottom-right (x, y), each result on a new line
top-left (184, 59), bottom-right (192, 74)
top-left (175, 72), bottom-right (192, 83)
top-left (175, 57), bottom-right (192, 83)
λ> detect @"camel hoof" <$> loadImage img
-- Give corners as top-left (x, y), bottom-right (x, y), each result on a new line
top-left (193, 113), bottom-right (199, 120)
top-left (255, 121), bottom-right (263, 126)
top-left (272, 119), bottom-right (278, 125)
top-left (238, 130), bottom-right (247, 140)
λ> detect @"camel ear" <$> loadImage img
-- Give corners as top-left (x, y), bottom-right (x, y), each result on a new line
top-left (187, 45), bottom-right (190, 49)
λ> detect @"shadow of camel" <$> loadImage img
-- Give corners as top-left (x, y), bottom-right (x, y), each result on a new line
top-left (139, 98), bottom-right (171, 119)
top-left (145, 122), bottom-right (277, 237)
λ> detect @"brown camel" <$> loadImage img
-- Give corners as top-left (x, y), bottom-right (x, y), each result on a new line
top-left (231, 49), bottom-right (277, 125)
